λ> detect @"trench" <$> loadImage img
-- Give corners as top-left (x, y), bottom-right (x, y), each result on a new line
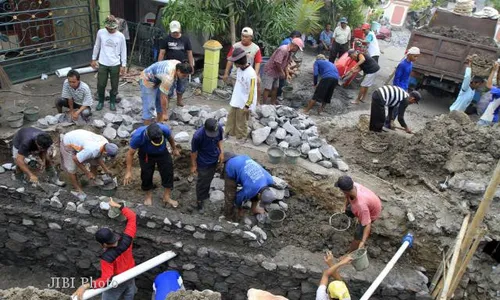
top-left (0, 135), bottom-right (430, 299)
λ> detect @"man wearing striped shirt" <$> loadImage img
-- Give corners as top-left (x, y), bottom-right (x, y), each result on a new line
top-left (370, 85), bottom-right (421, 133)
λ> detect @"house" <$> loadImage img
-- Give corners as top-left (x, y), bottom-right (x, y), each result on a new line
top-left (382, 0), bottom-right (413, 27)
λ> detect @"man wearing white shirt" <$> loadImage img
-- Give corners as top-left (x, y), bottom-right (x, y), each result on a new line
top-left (329, 17), bottom-right (351, 63)
top-left (91, 15), bottom-right (127, 111)
top-left (225, 48), bottom-right (258, 142)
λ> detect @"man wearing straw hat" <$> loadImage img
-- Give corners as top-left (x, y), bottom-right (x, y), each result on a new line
top-left (316, 250), bottom-right (352, 300)
top-left (335, 175), bottom-right (381, 253)
top-left (91, 15), bottom-right (127, 112)
top-left (73, 198), bottom-right (137, 300)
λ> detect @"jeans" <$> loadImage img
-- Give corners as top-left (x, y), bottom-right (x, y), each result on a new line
top-left (97, 64), bottom-right (120, 102)
top-left (101, 278), bottom-right (136, 300)
top-left (140, 81), bottom-right (161, 120)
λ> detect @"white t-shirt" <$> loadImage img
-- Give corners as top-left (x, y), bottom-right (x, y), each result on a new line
top-left (92, 29), bottom-right (127, 67)
top-left (366, 31), bottom-right (381, 57)
top-left (230, 65), bottom-right (258, 111)
top-left (63, 129), bottom-right (108, 163)
top-left (333, 26), bottom-right (351, 45)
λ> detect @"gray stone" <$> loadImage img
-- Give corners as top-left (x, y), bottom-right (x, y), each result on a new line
top-left (270, 187), bottom-right (285, 200)
top-left (265, 131), bottom-right (277, 146)
top-left (122, 115), bottom-right (134, 125)
top-left (99, 202), bottom-right (110, 210)
top-left (212, 108), bottom-right (228, 120)
top-left (37, 118), bottom-right (49, 128)
top-left (112, 114), bottom-right (123, 124)
top-left (260, 105), bottom-right (276, 118)
top-left (103, 113), bottom-right (116, 124)
top-left (285, 134), bottom-right (302, 147)
top-left (173, 242), bottom-right (183, 249)
top-left (8, 232), bottom-right (29, 243)
top-left (252, 127), bottom-right (271, 146)
top-left (214, 282), bottom-right (229, 293)
top-left (261, 261), bottom-right (277, 271)
top-left (184, 225), bottom-right (196, 232)
top-left (50, 198), bottom-right (63, 208)
top-left (103, 127), bottom-right (117, 140)
top-left (272, 176), bottom-right (288, 189)
top-left (278, 141), bottom-right (289, 149)
top-left (45, 115), bottom-right (59, 125)
top-left (333, 158), bottom-right (349, 172)
top-left (278, 201), bottom-right (289, 211)
top-left (213, 225), bottom-right (223, 231)
top-left (179, 113), bottom-right (193, 123)
top-left (0, 166), bottom-right (4, 174)
top-left (48, 223), bottom-right (62, 230)
top-left (259, 117), bottom-right (271, 126)
top-left (251, 225), bottom-right (267, 240)
top-left (238, 265), bottom-right (258, 277)
top-left (268, 121), bottom-right (279, 130)
top-left (197, 247), bottom-right (209, 258)
top-left (66, 202), bottom-right (77, 212)
top-left (463, 181), bottom-right (485, 194)
top-left (22, 219), bottom-right (34, 226)
top-left (303, 126), bottom-right (318, 138)
top-left (188, 106), bottom-right (201, 116)
top-left (275, 128), bottom-right (287, 140)
top-left (193, 231), bottom-right (206, 239)
top-left (242, 231), bottom-right (257, 240)
top-left (301, 281), bottom-right (317, 294)
top-left (301, 143), bottom-right (311, 154)
top-left (85, 225), bottom-right (98, 234)
top-left (292, 264), bottom-right (307, 273)
top-left (282, 121), bottom-right (301, 137)
top-left (174, 132), bottom-right (190, 143)
top-left (308, 148), bottom-right (322, 163)
top-left (276, 106), bottom-right (298, 118)
top-left (216, 268), bottom-right (231, 277)
top-left (118, 123), bottom-right (132, 134)
top-left (209, 190), bottom-right (225, 203)
top-left (92, 119), bottom-right (106, 128)
top-left (231, 229), bottom-right (242, 236)
top-left (118, 98), bottom-right (132, 109)
top-left (210, 178), bottom-right (225, 191)
top-left (188, 116), bottom-right (202, 127)
top-left (183, 263), bottom-right (196, 270)
top-left (318, 160), bottom-right (333, 168)
top-left (308, 136), bottom-right (323, 148)
top-left (16, 187), bottom-right (25, 193)
top-left (163, 217), bottom-right (172, 225)
top-left (76, 203), bottom-right (90, 215)
top-left (146, 222), bottom-right (157, 229)
top-left (319, 144), bottom-right (339, 159)
top-left (183, 271), bottom-right (199, 283)
top-left (200, 224), bottom-right (208, 230)
top-left (269, 203), bottom-right (281, 211)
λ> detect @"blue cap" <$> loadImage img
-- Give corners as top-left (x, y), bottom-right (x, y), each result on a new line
top-left (340, 17), bottom-right (348, 23)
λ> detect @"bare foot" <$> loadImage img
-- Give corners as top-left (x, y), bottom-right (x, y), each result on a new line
top-left (302, 109), bottom-right (310, 115)
top-left (163, 198), bottom-right (179, 208)
top-left (350, 100), bottom-right (360, 105)
top-left (144, 198), bottom-right (153, 206)
top-left (176, 102), bottom-right (184, 107)
top-left (252, 207), bottom-right (265, 215)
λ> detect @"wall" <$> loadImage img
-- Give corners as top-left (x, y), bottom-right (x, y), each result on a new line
top-left (0, 175), bottom-right (431, 300)
top-left (383, 0), bottom-right (412, 27)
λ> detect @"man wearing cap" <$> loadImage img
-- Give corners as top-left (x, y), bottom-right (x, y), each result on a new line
top-left (55, 69), bottom-right (93, 121)
top-left (316, 250), bottom-right (352, 300)
top-left (304, 54), bottom-right (340, 115)
top-left (330, 18), bottom-right (351, 63)
top-left (91, 15), bottom-right (127, 111)
top-left (223, 27), bottom-right (263, 84)
top-left (158, 20), bottom-right (194, 107)
top-left (223, 153), bottom-right (275, 220)
top-left (73, 198), bottom-right (137, 300)
top-left (449, 56), bottom-right (486, 113)
top-left (393, 47), bottom-right (420, 91)
top-left (345, 49), bottom-right (380, 105)
top-left (124, 123), bottom-right (180, 207)
top-left (370, 85), bottom-right (421, 133)
top-left (225, 48), bottom-right (258, 142)
top-left (336, 175), bottom-right (382, 252)
top-left (319, 24), bottom-right (333, 54)
top-left (12, 127), bottom-right (64, 186)
top-left (358, 23), bottom-right (380, 63)
top-left (262, 38), bottom-right (304, 105)
top-left (60, 129), bottom-right (118, 201)
top-left (191, 118), bottom-right (224, 213)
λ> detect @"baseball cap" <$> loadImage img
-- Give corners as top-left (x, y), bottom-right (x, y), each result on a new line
top-left (409, 90), bottom-right (422, 104)
top-left (104, 143), bottom-right (118, 157)
top-left (260, 187), bottom-right (276, 205)
top-left (328, 281), bottom-right (351, 299)
top-left (241, 27), bottom-right (253, 36)
top-left (335, 175), bottom-right (354, 191)
top-left (340, 17), bottom-right (348, 24)
top-left (104, 15), bottom-right (118, 29)
top-left (223, 151), bottom-right (237, 163)
top-left (170, 20), bottom-right (181, 33)
top-left (204, 118), bottom-right (219, 138)
top-left (228, 47), bottom-right (247, 62)
top-left (146, 123), bottom-right (164, 145)
top-left (291, 38), bottom-right (304, 51)
top-left (361, 23), bottom-right (371, 30)
top-left (407, 47), bottom-right (420, 55)
top-left (95, 228), bottom-right (120, 245)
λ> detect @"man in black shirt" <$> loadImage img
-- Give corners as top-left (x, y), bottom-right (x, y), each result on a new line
top-left (12, 127), bottom-right (64, 186)
top-left (158, 20), bottom-right (194, 107)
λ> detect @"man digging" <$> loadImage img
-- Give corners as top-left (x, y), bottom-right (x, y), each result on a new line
top-left (222, 152), bottom-right (276, 220)
top-left (124, 123), bottom-right (180, 207)
top-left (336, 175), bottom-right (381, 253)
top-left (303, 54), bottom-right (340, 115)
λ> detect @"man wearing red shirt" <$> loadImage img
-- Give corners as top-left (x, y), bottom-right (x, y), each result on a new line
top-left (73, 198), bottom-right (137, 300)
top-left (336, 176), bottom-right (382, 253)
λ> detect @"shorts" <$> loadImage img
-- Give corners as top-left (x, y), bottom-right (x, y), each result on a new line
top-left (312, 78), bottom-right (338, 104)
top-left (168, 77), bottom-right (187, 98)
top-left (262, 73), bottom-right (279, 90)
top-left (59, 135), bottom-right (99, 174)
top-left (361, 71), bottom-right (378, 87)
top-left (138, 151), bottom-right (173, 191)
top-left (140, 80), bottom-right (161, 120)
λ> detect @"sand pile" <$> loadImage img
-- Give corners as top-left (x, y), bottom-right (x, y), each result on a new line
top-left (418, 26), bottom-right (497, 47)
top-left (0, 286), bottom-right (68, 300)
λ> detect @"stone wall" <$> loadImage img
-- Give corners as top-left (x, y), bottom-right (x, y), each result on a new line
top-left (0, 176), bottom-right (430, 300)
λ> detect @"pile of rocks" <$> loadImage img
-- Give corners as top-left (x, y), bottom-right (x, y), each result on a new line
top-left (0, 286), bottom-right (68, 300)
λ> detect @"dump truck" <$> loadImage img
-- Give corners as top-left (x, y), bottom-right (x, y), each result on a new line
top-left (407, 8), bottom-right (500, 93)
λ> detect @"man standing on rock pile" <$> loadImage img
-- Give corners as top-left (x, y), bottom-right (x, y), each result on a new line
top-left (336, 176), bottom-right (381, 253)
top-left (12, 127), bottom-right (64, 186)
top-left (190, 118), bottom-right (224, 213)
top-left (124, 123), bottom-right (180, 207)
top-left (60, 129), bottom-right (118, 201)
top-left (449, 55), bottom-right (485, 113)
top-left (222, 152), bottom-right (276, 220)
top-left (73, 198), bottom-right (137, 300)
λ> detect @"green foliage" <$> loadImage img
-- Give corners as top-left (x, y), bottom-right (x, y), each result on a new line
top-left (368, 8), bottom-right (384, 23)
top-left (410, 0), bottom-right (432, 11)
top-left (292, 0), bottom-right (325, 35)
top-left (488, 0), bottom-right (500, 11)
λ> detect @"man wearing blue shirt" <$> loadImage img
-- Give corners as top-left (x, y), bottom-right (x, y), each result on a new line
top-left (393, 47), bottom-right (420, 91)
top-left (123, 123), bottom-right (180, 206)
top-left (304, 54), bottom-right (340, 115)
top-left (449, 57), bottom-right (485, 112)
top-left (223, 153), bottom-right (276, 220)
top-left (319, 24), bottom-right (333, 54)
top-left (280, 30), bottom-right (302, 46)
top-left (191, 118), bottom-right (224, 213)
top-left (152, 270), bottom-right (184, 300)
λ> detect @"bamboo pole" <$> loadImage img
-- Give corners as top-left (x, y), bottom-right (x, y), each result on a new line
top-left (430, 248), bottom-right (453, 292)
top-left (439, 214), bottom-right (470, 299)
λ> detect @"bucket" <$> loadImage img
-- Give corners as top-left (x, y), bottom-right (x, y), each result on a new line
top-left (101, 181), bottom-right (117, 197)
top-left (351, 248), bottom-right (370, 271)
top-left (7, 113), bottom-right (24, 128)
top-left (108, 200), bottom-right (126, 221)
top-left (329, 212), bottom-right (351, 231)
top-left (267, 146), bottom-right (284, 164)
top-left (282, 86), bottom-right (293, 100)
top-left (290, 98), bottom-right (302, 108)
top-left (285, 148), bottom-right (300, 164)
top-left (9, 106), bottom-right (24, 115)
top-left (23, 106), bottom-right (40, 122)
top-left (268, 209), bottom-right (286, 227)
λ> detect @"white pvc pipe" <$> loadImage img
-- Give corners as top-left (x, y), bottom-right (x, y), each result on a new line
top-left (359, 241), bottom-right (411, 300)
top-left (55, 67), bottom-right (72, 78)
top-left (71, 250), bottom-right (177, 300)
top-left (75, 66), bottom-right (97, 75)
top-left (55, 66), bottom-right (97, 78)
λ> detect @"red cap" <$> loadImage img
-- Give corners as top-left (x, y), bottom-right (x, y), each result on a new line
top-left (361, 23), bottom-right (371, 30)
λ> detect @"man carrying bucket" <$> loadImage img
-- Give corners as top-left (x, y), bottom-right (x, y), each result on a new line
top-left (222, 152), bottom-right (276, 220)
top-left (316, 250), bottom-right (352, 300)
top-left (335, 175), bottom-right (382, 253)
